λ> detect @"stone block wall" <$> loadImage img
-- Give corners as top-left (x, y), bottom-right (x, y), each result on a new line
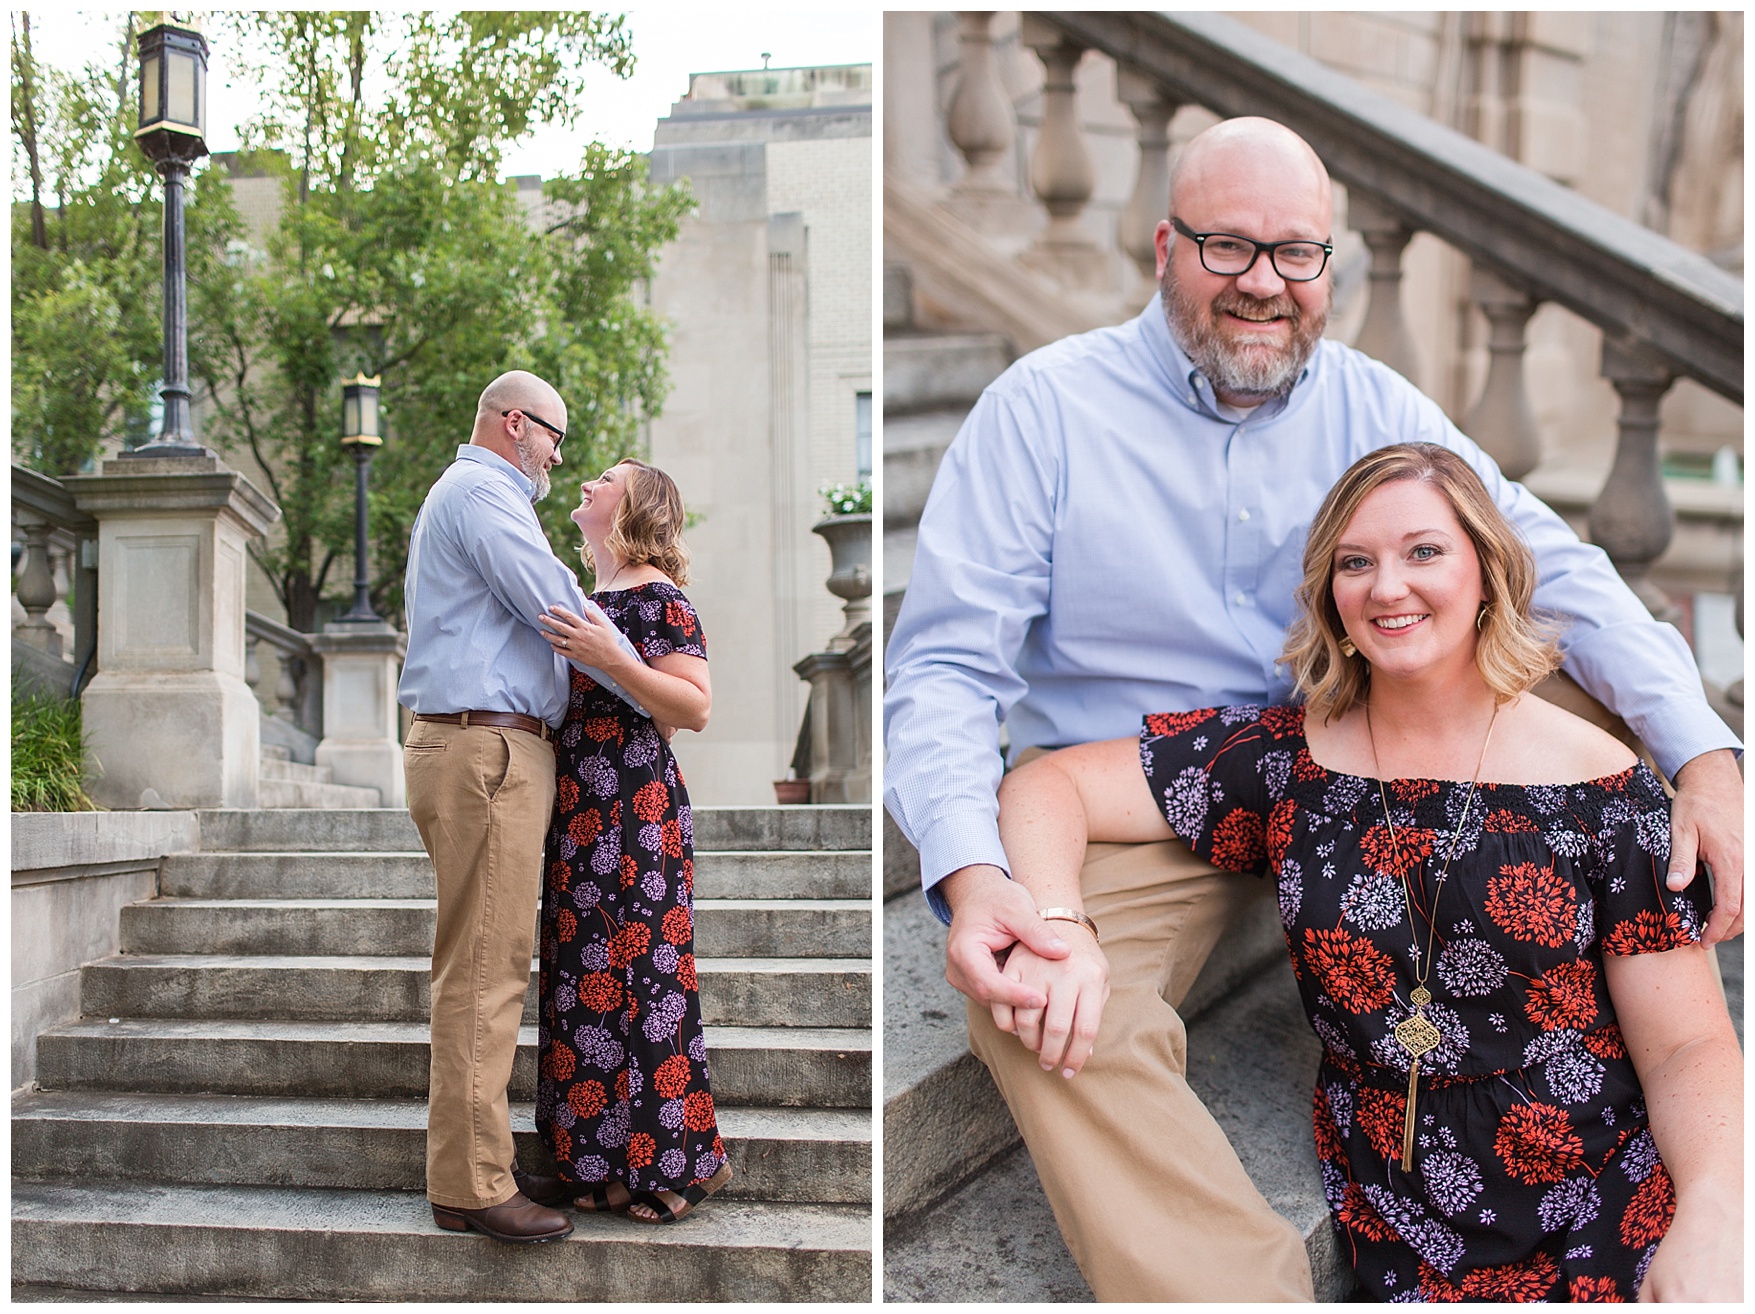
top-left (11, 811), bottom-right (199, 1092)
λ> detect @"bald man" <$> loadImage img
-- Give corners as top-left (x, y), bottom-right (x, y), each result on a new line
top-left (399, 370), bottom-right (587, 1242)
top-left (883, 118), bottom-right (1742, 1299)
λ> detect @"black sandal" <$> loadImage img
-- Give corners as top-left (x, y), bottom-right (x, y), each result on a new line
top-left (573, 1181), bottom-right (632, 1213)
top-left (628, 1162), bottom-right (732, 1225)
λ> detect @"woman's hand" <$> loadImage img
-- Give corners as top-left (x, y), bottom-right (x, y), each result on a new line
top-left (993, 927), bottom-right (1110, 1078)
top-left (1638, 1190), bottom-right (1742, 1301)
top-left (540, 604), bottom-right (632, 674)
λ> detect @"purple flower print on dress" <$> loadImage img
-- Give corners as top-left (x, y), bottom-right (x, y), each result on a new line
top-left (597, 1100), bottom-right (631, 1148)
top-left (688, 1033), bottom-right (707, 1063)
top-left (660, 1148), bottom-right (688, 1179)
top-left (695, 1150), bottom-right (722, 1180)
top-left (579, 756), bottom-right (618, 797)
top-left (641, 871), bottom-right (667, 902)
top-left (572, 882), bottom-right (602, 913)
top-left (1436, 938), bottom-right (1506, 997)
top-left (557, 834), bottom-right (578, 862)
top-left (677, 805), bottom-right (693, 847)
top-left (643, 990), bottom-right (688, 1042)
top-left (659, 1098), bottom-right (685, 1130)
top-left (653, 942), bottom-right (679, 975)
top-left (1419, 1151), bottom-right (1483, 1217)
top-left (590, 840), bottom-right (620, 877)
top-left (576, 1025), bottom-right (624, 1070)
top-left (581, 939), bottom-right (609, 971)
top-left (552, 1102), bottom-right (577, 1130)
top-left (561, 722), bottom-right (583, 748)
top-left (637, 822), bottom-right (664, 855)
top-left (1538, 1177), bottom-right (1601, 1232)
top-left (1619, 1128), bottom-right (1660, 1183)
top-left (577, 1154), bottom-right (609, 1181)
top-left (554, 981), bottom-right (578, 1013)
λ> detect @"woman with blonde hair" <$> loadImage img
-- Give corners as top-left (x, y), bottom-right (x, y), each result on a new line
top-left (531, 457), bottom-right (732, 1224)
top-left (991, 443), bottom-right (1740, 1299)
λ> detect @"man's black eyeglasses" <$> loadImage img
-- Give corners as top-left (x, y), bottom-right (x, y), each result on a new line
top-left (503, 408), bottom-right (566, 449)
top-left (1171, 217), bottom-right (1333, 282)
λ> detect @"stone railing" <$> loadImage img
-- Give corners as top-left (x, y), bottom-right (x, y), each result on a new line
top-left (907, 11), bottom-right (1743, 624)
top-left (11, 465), bottom-right (98, 699)
top-left (245, 609), bottom-right (323, 758)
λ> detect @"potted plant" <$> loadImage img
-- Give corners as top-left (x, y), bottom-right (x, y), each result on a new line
top-left (813, 480), bottom-right (872, 642)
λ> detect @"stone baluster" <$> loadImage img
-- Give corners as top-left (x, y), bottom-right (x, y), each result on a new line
top-left (276, 654), bottom-right (302, 725)
top-left (1116, 67), bottom-right (1180, 279)
top-left (946, 12), bottom-right (1015, 195)
top-left (1019, 15), bottom-right (1107, 290)
top-left (1347, 192), bottom-right (1421, 385)
top-left (1589, 339), bottom-right (1677, 621)
top-left (246, 634), bottom-right (264, 705)
top-left (1462, 267), bottom-right (1544, 481)
top-left (13, 516), bottom-right (62, 657)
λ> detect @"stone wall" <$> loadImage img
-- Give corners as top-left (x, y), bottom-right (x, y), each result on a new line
top-left (11, 811), bottom-right (199, 1092)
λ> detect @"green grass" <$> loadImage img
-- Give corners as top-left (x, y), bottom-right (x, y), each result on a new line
top-left (11, 686), bottom-right (99, 812)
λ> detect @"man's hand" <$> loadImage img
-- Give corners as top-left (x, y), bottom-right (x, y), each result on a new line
top-left (1669, 749), bottom-right (1744, 944)
top-left (999, 929), bottom-right (1110, 1078)
top-left (940, 863), bottom-right (1069, 1011)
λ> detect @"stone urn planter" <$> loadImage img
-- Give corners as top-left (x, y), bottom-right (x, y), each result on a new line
top-left (811, 512), bottom-right (872, 648)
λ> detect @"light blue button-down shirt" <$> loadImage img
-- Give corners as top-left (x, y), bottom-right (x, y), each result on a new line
top-left (398, 445), bottom-right (591, 729)
top-left (884, 297), bottom-right (1738, 920)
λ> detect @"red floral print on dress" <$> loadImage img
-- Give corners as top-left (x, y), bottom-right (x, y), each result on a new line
top-left (1312, 1086), bottom-right (1344, 1162)
top-left (542, 1041), bottom-right (576, 1082)
top-left (567, 807), bottom-right (602, 847)
top-left (1257, 704), bottom-right (1304, 738)
top-left (1523, 959), bottom-right (1598, 1031)
top-left (1416, 1261), bottom-right (1466, 1302)
top-left (1484, 807), bottom-right (1538, 833)
top-left (1302, 927), bottom-right (1397, 1014)
top-left (661, 904), bottom-right (692, 945)
top-left (1603, 909), bottom-right (1691, 956)
top-left (1459, 1252), bottom-right (1561, 1301)
top-left (1360, 823), bottom-right (1436, 878)
top-left (1337, 1182), bottom-right (1397, 1242)
top-left (1493, 1102), bottom-right (1585, 1184)
top-left (582, 716), bottom-right (623, 744)
top-left (1619, 1163), bottom-right (1675, 1248)
top-left (1389, 777), bottom-right (1440, 803)
top-left (1267, 797), bottom-right (1297, 870)
top-left (1143, 708), bottom-right (1220, 738)
top-left (579, 972), bottom-right (622, 1013)
top-left (568, 1079), bottom-right (607, 1118)
top-left (1580, 1024), bottom-right (1627, 1060)
top-left (1210, 807), bottom-right (1266, 870)
top-left (654, 1053), bottom-right (691, 1099)
top-left (1355, 1085), bottom-right (1407, 1161)
top-left (632, 779), bottom-right (668, 823)
top-left (1568, 1274), bottom-right (1626, 1301)
top-left (1485, 860), bottom-right (1576, 948)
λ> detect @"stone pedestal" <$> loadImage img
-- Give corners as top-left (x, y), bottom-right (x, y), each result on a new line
top-left (65, 455), bottom-right (280, 810)
top-left (310, 620), bottom-right (408, 808)
top-left (794, 623), bottom-right (872, 805)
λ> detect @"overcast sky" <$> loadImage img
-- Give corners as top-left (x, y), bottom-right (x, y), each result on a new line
top-left (18, 9), bottom-right (874, 182)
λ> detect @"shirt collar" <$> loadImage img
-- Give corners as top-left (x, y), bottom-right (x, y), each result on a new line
top-left (455, 443), bottom-right (534, 500)
top-left (1141, 292), bottom-right (1312, 424)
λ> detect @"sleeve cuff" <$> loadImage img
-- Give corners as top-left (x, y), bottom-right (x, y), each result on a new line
top-left (917, 815), bottom-right (1013, 927)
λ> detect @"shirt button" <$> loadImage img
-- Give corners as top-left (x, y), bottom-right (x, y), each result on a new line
top-left (1235, 592), bottom-right (1248, 606)
top-left (1238, 508), bottom-right (1251, 522)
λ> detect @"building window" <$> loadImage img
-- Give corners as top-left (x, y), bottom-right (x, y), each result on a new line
top-left (855, 391), bottom-right (872, 480)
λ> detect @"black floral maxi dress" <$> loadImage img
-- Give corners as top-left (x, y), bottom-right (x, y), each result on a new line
top-left (1139, 705), bottom-right (1709, 1302)
top-left (535, 581), bottom-right (726, 1199)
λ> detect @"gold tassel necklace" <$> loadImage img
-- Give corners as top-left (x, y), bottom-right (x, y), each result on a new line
top-left (1366, 699), bottom-right (1498, 1172)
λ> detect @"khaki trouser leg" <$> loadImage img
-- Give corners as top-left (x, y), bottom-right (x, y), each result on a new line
top-left (967, 838), bottom-right (1314, 1302)
top-left (405, 719), bottom-right (556, 1210)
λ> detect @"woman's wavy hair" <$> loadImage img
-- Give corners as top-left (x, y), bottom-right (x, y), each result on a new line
top-left (583, 458), bottom-right (691, 586)
top-left (1283, 442), bottom-right (1561, 721)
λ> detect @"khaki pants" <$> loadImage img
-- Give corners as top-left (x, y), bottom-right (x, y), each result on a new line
top-left (967, 837), bottom-right (1315, 1302)
top-left (404, 718), bottom-right (556, 1210)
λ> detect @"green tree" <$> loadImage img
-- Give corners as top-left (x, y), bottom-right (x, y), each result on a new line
top-left (194, 10), bottom-right (691, 630)
top-left (12, 11), bottom-right (693, 632)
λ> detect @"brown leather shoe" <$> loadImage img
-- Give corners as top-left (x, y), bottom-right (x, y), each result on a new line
top-left (432, 1191), bottom-right (574, 1243)
top-left (511, 1167), bottom-right (574, 1209)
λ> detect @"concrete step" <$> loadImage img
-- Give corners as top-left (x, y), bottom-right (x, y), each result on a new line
top-left (12, 1183), bottom-right (871, 1301)
top-left (35, 1019), bottom-right (871, 1108)
top-left (883, 333), bottom-right (1009, 415)
top-left (79, 954), bottom-right (872, 1029)
top-left (881, 880), bottom-right (1285, 1220)
top-left (160, 849), bottom-right (871, 900)
top-left (257, 777), bottom-right (382, 809)
top-left (194, 806), bottom-right (872, 854)
top-left (882, 948), bottom-right (1348, 1302)
top-left (12, 1091), bottom-right (871, 1205)
top-left (259, 757), bottom-right (333, 785)
top-left (120, 896), bottom-right (872, 959)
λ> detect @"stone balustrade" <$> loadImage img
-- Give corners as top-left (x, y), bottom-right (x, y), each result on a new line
top-left (906, 10), bottom-right (1743, 625)
top-left (11, 466), bottom-right (98, 698)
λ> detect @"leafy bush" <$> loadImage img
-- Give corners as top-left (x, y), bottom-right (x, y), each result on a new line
top-left (12, 687), bottom-right (98, 812)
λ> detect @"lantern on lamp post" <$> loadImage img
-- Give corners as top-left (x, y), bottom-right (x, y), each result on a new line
top-left (338, 375), bottom-right (385, 623)
top-left (130, 18), bottom-right (211, 457)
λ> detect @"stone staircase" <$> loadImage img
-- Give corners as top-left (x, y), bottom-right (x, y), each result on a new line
top-left (257, 746), bottom-right (380, 809)
top-left (13, 805), bottom-right (873, 1301)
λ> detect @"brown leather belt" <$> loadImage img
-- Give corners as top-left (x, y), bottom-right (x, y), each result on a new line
top-left (414, 711), bottom-right (553, 741)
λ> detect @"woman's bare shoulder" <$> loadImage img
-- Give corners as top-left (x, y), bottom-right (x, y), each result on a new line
top-left (1496, 694), bottom-right (1639, 784)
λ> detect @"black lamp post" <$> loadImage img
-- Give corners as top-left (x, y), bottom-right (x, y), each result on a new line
top-left (338, 374), bottom-right (384, 623)
top-left (130, 18), bottom-right (211, 457)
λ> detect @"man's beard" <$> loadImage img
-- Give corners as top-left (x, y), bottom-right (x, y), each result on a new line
top-left (1161, 262), bottom-right (1329, 404)
top-left (513, 432), bottom-right (551, 502)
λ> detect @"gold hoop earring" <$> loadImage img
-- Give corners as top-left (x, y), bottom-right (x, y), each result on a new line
top-left (1476, 602), bottom-right (1490, 632)
top-left (1339, 637), bottom-right (1357, 658)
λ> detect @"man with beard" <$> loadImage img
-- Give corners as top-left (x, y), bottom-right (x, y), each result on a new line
top-left (400, 369), bottom-right (607, 1242)
top-left (882, 118), bottom-right (1742, 1299)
